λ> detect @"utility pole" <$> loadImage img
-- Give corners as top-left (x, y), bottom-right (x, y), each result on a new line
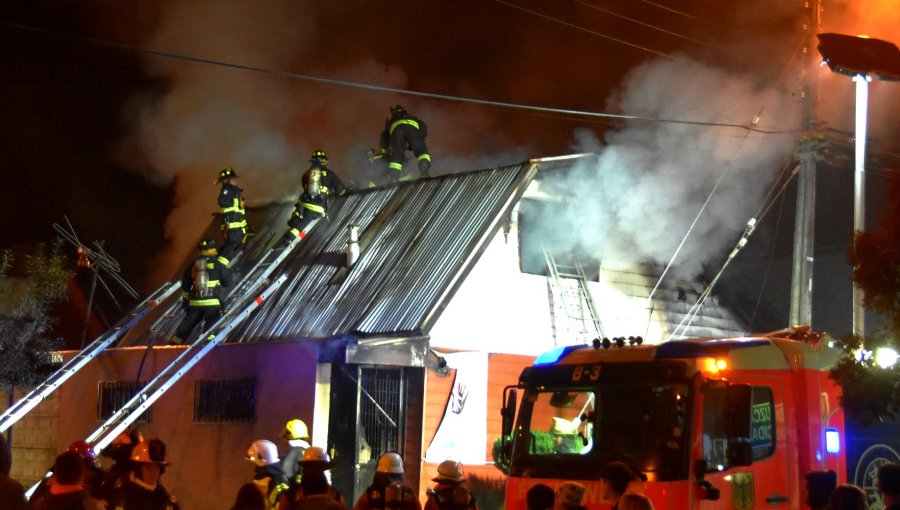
top-left (789, 0), bottom-right (821, 327)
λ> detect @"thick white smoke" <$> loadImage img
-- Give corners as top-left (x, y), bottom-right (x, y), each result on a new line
top-left (543, 56), bottom-right (802, 278)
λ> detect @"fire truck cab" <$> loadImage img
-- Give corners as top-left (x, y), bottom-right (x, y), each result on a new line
top-left (499, 329), bottom-right (890, 509)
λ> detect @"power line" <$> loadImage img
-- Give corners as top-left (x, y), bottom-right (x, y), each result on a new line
top-left (571, 0), bottom-right (710, 46)
top-left (0, 20), bottom-right (799, 135)
top-left (637, 0), bottom-right (716, 25)
top-left (489, 0), bottom-right (673, 59)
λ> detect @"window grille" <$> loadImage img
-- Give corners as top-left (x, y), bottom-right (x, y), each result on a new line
top-left (97, 381), bottom-right (149, 423)
top-left (193, 378), bottom-right (256, 423)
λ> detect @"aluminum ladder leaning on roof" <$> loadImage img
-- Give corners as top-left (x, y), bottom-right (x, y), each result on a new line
top-left (83, 272), bottom-right (288, 454)
top-left (0, 281), bottom-right (181, 434)
top-left (24, 273), bottom-right (288, 500)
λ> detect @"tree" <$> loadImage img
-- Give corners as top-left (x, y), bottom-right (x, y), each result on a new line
top-left (833, 173), bottom-right (900, 425)
top-left (0, 241), bottom-right (73, 391)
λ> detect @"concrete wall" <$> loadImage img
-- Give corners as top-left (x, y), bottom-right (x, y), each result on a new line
top-left (13, 340), bottom-right (319, 510)
top-left (1, 387), bottom-right (59, 484)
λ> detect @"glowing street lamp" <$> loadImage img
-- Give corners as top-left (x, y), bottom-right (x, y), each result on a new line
top-left (816, 33), bottom-right (900, 337)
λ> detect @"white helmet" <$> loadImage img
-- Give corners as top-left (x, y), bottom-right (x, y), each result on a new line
top-left (433, 459), bottom-right (463, 482)
top-left (246, 439), bottom-right (279, 466)
top-left (376, 452), bottom-right (404, 474)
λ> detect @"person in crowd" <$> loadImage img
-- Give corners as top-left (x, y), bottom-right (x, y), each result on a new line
top-left (423, 460), bottom-right (477, 510)
top-left (525, 484), bottom-right (554, 510)
top-left (803, 470), bottom-right (837, 510)
top-left (97, 429), bottom-right (143, 505)
top-left (552, 482), bottom-right (586, 510)
top-left (105, 438), bottom-right (179, 510)
top-left (247, 439), bottom-right (288, 510)
top-left (280, 419), bottom-right (311, 488)
top-left (353, 452), bottom-right (419, 510)
top-left (279, 446), bottom-right (346, 510)
top-left (617, 493), bottom-right (654, 510)
top-left (231, 482), bottom-right (267, 510)
top-left (597, 462), bottom-right (638, 510)
top-left (28, 451), bottom-right (105, 510)
top-left (878, 463), bottom-right (900, 510)
top-left (0, 433), bottom-right (27, 510)
top-left (822, 484), bottom-right (866, 510)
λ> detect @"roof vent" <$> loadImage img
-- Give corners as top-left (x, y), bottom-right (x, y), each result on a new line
top-left (346, 224), bottom-right (360, 267)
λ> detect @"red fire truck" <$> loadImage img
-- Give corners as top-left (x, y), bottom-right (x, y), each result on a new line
top-left (500, 327), bottom-right (900, 509)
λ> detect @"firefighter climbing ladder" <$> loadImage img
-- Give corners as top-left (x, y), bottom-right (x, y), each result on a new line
top-left (0, 281), bottom-right (181, 434)
top-left (142, 218), bottom-right (320, 344)
top-left (85, 273), bottom-right (288, 453)
top-left (544, 247), bottom-right (604, 344)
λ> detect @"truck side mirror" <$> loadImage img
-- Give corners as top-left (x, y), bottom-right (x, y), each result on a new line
top-left (724, 383), bottom-right (753, 467)
top-left (501, 387), bottom-right (518, 437)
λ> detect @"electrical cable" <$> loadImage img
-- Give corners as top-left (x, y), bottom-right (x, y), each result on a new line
top-left (489, 0), bottom-right (673, 58)
top-left (571, 0), bottom-right (710, 46)
top-left (0, 20), bottom-right (801, 136)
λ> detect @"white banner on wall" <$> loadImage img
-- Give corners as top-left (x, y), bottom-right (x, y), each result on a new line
top-left (424, 351), bottom-right (488, 464)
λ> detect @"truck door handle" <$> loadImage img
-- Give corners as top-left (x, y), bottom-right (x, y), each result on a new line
top-left (765, 494), bottom-right (789, 505)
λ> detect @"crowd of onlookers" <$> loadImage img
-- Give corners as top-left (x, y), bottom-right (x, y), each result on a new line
top-left (4, 426), bottom-right (900, 510)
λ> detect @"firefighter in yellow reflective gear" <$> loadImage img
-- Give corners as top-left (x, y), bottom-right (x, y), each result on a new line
top-left (283, 151), bottom-right (347, 243)
top-left (247, 439), bottom-right (290, 510)
top-left (217, 166), bottom-right (249, 265)
top-left (378, 105), bottom-right (430, 182)
top-left (168, 239), bottom-right (232, 345)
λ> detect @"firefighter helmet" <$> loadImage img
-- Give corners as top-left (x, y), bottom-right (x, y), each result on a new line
top-left (131, 439), bottom-right (169, 465)
top-left (246, 439), bottom-right (279, 467)
top-left (283, 418), bottom-right (309, 440)
top-left (67, 440), bottom-right (100, 469)
top-left (218, 167), bottom-right (238, 182)
top-left (390, 105), bottom-right (406, 117)
top-left (301, 446), bottom-right (334, 467)
top-left (376, 452), bottom-right (404, 474)
top-left (432, 459), bottom-right (464, 482)
top-left (199, 238), bottom-right (217, 252)
top-left (309, 150), bottom-right (328, 164)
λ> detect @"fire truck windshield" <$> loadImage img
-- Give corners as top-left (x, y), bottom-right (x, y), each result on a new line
top-left (509, 381), bottom-right (690, 480)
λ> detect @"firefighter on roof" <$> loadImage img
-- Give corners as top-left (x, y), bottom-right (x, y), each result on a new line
top-left (283, 150), bottom-right (347, 244)
top-left (353, 452), bottom-right (420, 510)
top-left (217, 166), bottom-right (249, 266)
top-left (378, 105), bottom-right (431, 182)
top-left (169, 239), bottom-right (232, 345)
top-left (424, 460), bottom-right (478, 510)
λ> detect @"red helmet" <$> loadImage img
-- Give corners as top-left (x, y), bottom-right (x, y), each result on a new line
top-left (67, 440), bottom-right (100, 468)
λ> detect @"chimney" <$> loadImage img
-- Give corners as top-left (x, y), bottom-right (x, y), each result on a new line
top-left (346, 224), bottom-right (360, 267)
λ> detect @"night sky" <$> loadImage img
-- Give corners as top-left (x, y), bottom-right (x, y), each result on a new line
top-left (1, 1), bottom-right (898, 331)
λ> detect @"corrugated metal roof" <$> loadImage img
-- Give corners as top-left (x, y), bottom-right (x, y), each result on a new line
top-left (114, 153), bottom-right (749, 348)
top-left (229, 160), bottom-right (544, 342)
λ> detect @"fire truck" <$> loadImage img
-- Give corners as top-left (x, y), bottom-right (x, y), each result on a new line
top-left (499, 327), bottom-right (900, 509)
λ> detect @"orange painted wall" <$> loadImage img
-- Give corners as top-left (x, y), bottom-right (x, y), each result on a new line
top-left (419, 352), bottom-right (535, 500)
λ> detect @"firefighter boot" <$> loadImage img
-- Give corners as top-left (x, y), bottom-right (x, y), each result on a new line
top-left (418, 159), bottom-right (431, 178)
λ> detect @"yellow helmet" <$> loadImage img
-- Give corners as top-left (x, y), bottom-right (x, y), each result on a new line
top-left (283, 418), bottom-right (309, 440)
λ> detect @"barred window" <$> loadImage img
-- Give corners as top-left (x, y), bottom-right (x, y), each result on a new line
top-left (193, 378), bottom-right (256, 423)
top-left (97, 381), bottom-right (150, 423)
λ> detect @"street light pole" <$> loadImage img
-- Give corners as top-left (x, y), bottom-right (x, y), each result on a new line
top-left (852, 74), bottom-right (870, 337)
top-left (816, 32), bottom-right (900, 338)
